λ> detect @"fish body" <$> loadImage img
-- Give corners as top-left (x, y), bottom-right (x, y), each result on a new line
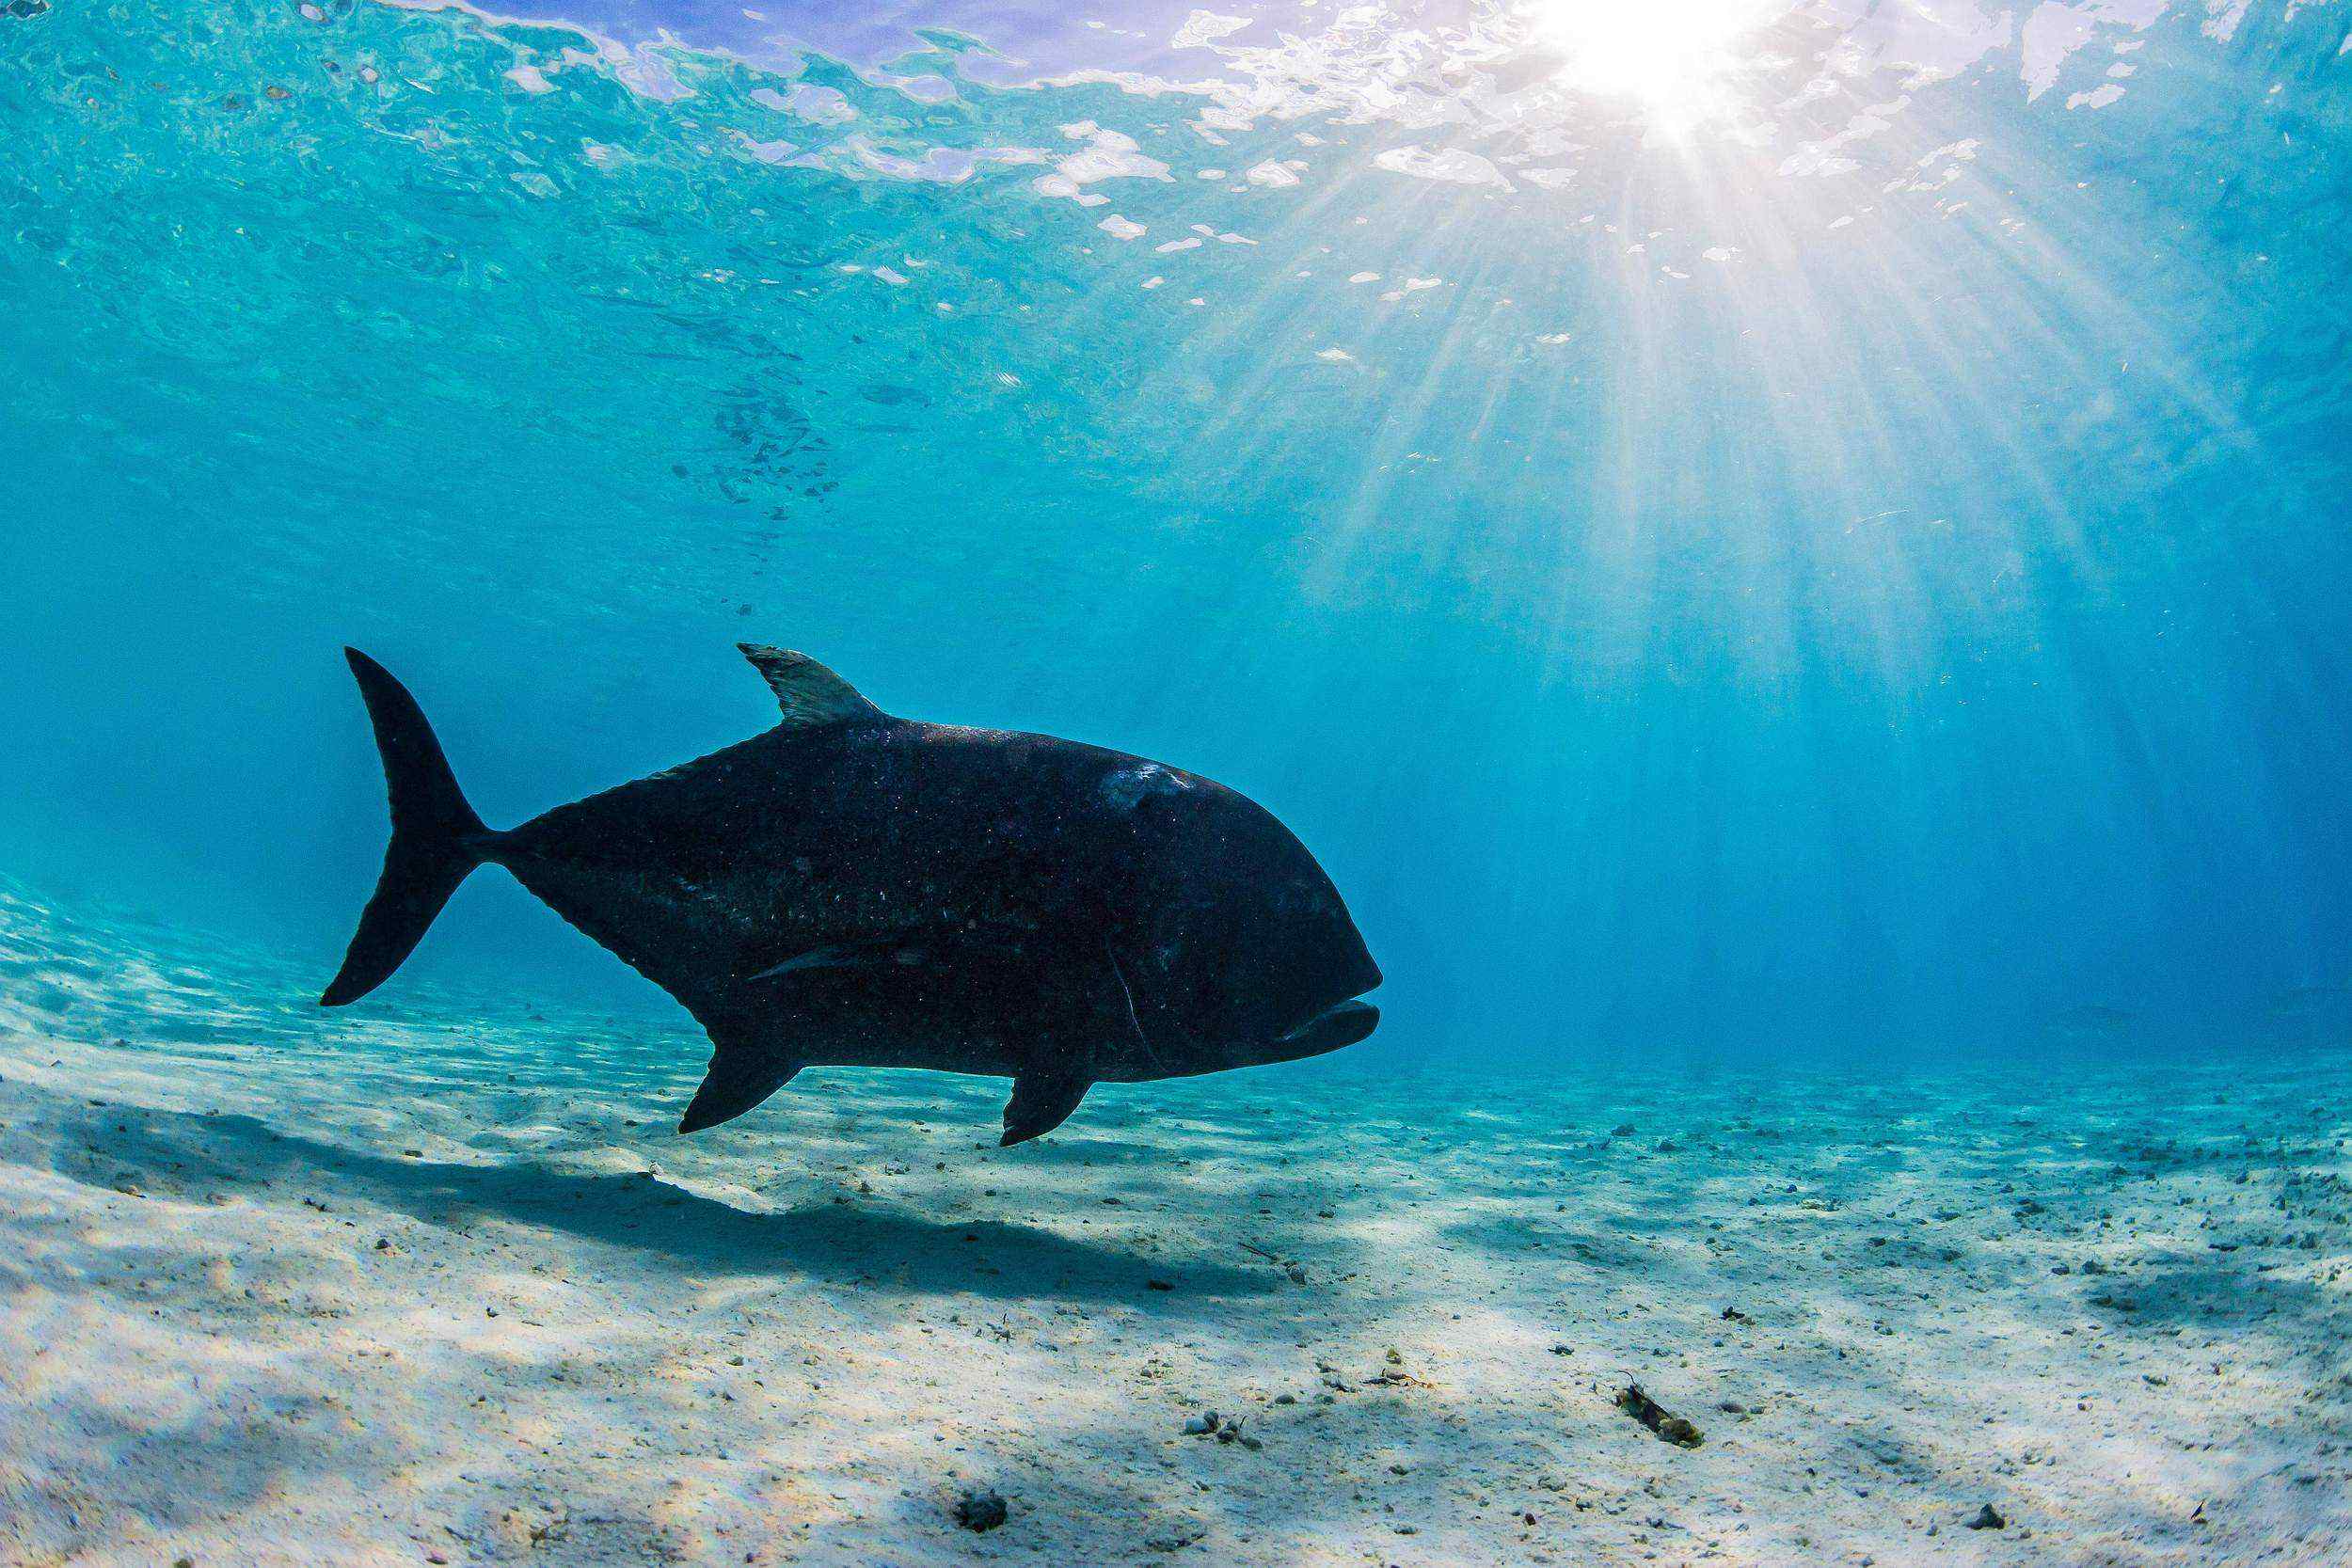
top-left (323, 645), bottom-right (1381, 1144)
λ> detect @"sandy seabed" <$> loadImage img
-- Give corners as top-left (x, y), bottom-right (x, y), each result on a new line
top-left (2, 889), bottom-right (2348, 1567)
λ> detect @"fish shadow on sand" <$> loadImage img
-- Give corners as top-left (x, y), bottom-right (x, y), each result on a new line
top-left (56, 1101), bottom-right (1277, 1307)
top-left (2074, 1252), bottom-right (2342, 1359)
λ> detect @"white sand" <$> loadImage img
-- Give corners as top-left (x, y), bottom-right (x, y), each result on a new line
top-left (3, 886), bottom-right (2348, 1566)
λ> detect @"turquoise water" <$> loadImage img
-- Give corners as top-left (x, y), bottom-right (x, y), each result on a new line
top-left (6, 7), bottom-right (2352, 1563)
top-left (2, 0), bottom-right (2349, 1065)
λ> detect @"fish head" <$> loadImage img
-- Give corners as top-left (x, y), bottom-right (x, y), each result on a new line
top-left (1102, 761), bottom-right (1382, 1070)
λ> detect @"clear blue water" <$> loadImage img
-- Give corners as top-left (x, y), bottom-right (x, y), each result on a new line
top-left (3, 0), bottom-right (2349, 1069)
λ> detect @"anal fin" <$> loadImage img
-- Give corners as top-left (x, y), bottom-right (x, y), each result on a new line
top-left (676, 1004), bottom-right (801, 1134)
top-left (679, 1051), bottom-right (801, 1133)
top-left (1001, 1068), bottom-right (1090, 1147)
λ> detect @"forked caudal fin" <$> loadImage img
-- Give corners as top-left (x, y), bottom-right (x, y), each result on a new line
top-left (321, 648), bottom-right (494, 1007)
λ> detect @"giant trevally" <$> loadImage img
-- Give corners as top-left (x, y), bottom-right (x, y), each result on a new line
top-left (322, 645), bottom-right (1382, 1144)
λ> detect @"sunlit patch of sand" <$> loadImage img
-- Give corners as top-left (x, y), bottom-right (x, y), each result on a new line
top-left (2, 884), bottom-right (2348, 1564)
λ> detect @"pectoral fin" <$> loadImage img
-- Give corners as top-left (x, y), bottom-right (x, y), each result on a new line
top-left (744, 938), bottom-right (932, 982)
top-left (1001, 1068), bottom-right (1091, 1147)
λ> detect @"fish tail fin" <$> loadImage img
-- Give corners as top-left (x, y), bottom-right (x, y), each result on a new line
top-left (322, 648), bottom-right (494, 1006)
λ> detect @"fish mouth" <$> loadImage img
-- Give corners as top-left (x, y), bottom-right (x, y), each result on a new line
top-left (1275, 996), bottom-right (1382, 1054)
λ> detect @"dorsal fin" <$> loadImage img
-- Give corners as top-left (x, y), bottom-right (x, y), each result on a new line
top-left (738, 644), bottom-right (884, 729)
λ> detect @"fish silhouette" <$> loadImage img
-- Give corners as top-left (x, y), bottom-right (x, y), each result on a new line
top-left (323, 645), bottom-right (1381, 1144)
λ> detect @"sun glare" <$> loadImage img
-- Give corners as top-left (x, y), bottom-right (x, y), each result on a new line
top-left (1529, 0), bottom-right (1783, 116)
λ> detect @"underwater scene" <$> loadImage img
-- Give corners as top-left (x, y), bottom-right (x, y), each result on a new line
top-left (4, 0), bottom-right (2351, 1561)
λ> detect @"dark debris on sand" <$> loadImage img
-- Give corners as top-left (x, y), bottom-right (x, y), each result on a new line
top-left (952, 1488), bottom-right (1007, 1532)
top-left (1616, 1383), bottom-right (1705, 1449)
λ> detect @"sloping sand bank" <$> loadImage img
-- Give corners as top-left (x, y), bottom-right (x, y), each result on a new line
top-left (3, 892), bottom-right (2347, 1566)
